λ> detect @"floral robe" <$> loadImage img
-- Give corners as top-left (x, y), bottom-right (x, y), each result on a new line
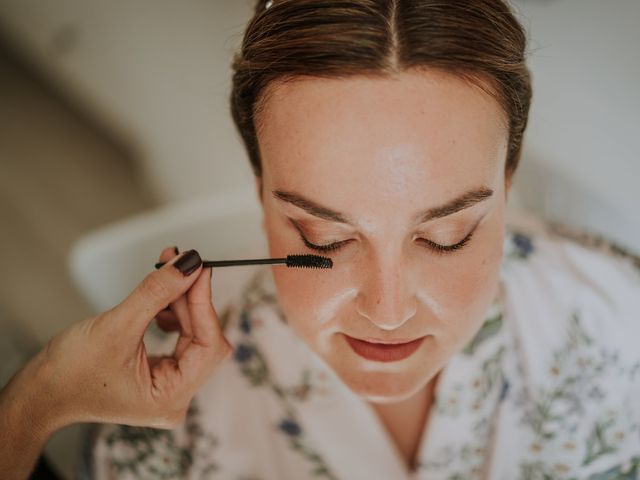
top-left (80, 221), bottom-right (640, 480)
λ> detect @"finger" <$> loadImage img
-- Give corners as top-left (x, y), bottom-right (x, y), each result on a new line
top-left (157, 248), bottom-right (199, 358)
top-left (185, 267), bottom-right (223, 348)
top-left (173, 267), bottom-right (232, 390)
top-left (173, 267), bottom-right (213, 358)
top-left (165, 289), bottom-right (194, 356)
top-left (155, 309), bottom-right (181, 332)
top-left (191, 268), bottom-right (229, 343)
top-left (176, 326), bottom-right (233, 392)
top-left (158, 248), bottom-right (193, 336)
top-left (110, 249), bottom-right (203, 339)
top-left (157, 249), bottom-right (196, 357)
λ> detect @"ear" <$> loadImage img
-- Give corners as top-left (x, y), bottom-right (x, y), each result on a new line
top-left (254, 176), bottom-right (267, 233)
top-left (254, 176), bottom-right (264, 205)
top-left (504, 172), bottom-right (513, 200)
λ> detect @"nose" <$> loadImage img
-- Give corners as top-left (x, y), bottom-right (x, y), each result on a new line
top-left (355, 252), bottom-right (417, 330)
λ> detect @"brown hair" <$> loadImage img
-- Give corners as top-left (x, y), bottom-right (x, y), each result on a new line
top-left (230, 0), bottom-right (532, 180)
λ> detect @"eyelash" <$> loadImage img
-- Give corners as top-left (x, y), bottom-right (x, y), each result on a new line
top-left (298, 231), bottom-right (475, 255)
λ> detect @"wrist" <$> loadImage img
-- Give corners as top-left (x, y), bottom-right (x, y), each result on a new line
top-left (0, 351), bottom-right (67, 478)
top-left (2, 350), bottom-right (72, 443)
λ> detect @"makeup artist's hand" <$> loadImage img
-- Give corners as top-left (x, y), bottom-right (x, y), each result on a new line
top-left (0, 247), bottom-right (232, 479)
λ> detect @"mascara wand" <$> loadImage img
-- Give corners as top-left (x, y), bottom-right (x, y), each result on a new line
top-left (155, 254), bottom-right (332, 270)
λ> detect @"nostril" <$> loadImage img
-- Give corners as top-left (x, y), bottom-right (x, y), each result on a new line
top-left (357, 298), bottom-right (417, 328)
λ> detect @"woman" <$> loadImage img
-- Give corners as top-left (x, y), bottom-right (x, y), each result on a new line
top-left (85, 0), bottom-right (640, 478)
top-left (4, 0), bottom-right (638, 478)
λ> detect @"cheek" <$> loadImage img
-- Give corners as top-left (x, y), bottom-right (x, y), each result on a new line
top-left (425, 214), bottom-right (505, 347)
top-left (269, 268), bottom-right (348, 360)
top-left (264, 209), bottom-right (334, 341)
top-left (436, 234), bottom-right (502, 311)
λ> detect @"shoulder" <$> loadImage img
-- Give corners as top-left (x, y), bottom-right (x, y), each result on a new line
top-left (501, 217), bottom-right (640, 346)
top-left (498, 218), bottom-right (640, 473)
top-left (500, 216), bottom-right (640, 370)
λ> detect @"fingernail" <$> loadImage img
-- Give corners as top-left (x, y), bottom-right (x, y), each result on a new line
top-left (173, 249), bottom-right (202, 276)
top-left (173, 246), bottom-right (179, 255)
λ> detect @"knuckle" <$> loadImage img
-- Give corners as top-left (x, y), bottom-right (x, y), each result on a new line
top-left (42, 337), bottom-right (57, 362)
top-left (140, 272), bottom-right (171, 305)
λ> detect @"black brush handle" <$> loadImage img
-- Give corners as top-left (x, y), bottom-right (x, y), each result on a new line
top-left (203, 257), bottom-right (287, 267)
top-left (155, 257), bottom-right (286, 269)
top-left (154, 254), bottom-right (332, 269)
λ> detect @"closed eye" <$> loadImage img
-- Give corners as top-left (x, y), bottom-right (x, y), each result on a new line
top-left (298, 230), bottom-right (475, 255)
top-left (415, 231), bottom-right (474, 254)
top-left (298, 234), bottom-right (352, 253)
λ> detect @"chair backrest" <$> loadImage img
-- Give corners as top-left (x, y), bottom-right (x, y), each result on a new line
top-left (68, 186), bottom-right (268, 314)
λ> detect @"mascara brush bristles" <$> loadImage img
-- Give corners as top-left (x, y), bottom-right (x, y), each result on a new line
top-left (154, 254), bottom-right (332, 270)
top-left (286, 254), bottom-right (333, 269)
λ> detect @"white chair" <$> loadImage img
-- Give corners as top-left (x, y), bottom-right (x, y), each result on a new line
top-left (68, 186), bottom-right (268, 315)
top-left (64, 186), bottom-right (267, 479)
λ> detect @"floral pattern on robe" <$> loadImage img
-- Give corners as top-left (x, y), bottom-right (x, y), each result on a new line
top-left (81, 220), bottom-right (640, 480)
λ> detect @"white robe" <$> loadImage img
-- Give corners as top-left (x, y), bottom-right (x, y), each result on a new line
top-left (81, 221), bottom-right (640, 480)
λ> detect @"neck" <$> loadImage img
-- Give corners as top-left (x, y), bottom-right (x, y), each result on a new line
top-left (370, 373), bottom-right (440, 472)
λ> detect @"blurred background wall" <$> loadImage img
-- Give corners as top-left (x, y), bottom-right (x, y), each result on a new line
top-left (0, 0), bottom-right (638, 478)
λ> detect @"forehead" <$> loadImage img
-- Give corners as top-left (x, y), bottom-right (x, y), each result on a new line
top-left (256, 69), bottom-right (508, 215)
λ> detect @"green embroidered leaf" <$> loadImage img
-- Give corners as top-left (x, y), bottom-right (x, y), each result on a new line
top-left (463, 313), bottom-right (503, 356)
top-left (587, 456), bottom-right (640, 479)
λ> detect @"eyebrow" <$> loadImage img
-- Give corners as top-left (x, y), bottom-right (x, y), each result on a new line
top-left (272, 186), bottom-right (494, 225)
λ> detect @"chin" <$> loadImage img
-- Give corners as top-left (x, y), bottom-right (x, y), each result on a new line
top-left (330, 362), bottom-right (433, 404)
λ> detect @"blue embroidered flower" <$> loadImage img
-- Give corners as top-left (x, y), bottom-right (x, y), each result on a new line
top-left (239, 310), bottom-right (252, 334)
top-left (512, 232), bottom-right (534, 258)
top-left (234, 344), bottom-right (254, 363)
top-left (499, 379), bottom-right (510, 401)
top-left (279, 419), bottom-right (302, 437)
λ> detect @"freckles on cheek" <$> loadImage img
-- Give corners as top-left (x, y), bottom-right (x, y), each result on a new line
top-left (430, 242), bottom-right (502, 322)
top-left (272, 270), bottom-right (331, 328)
top-left (272, 269), bottom-right (356, 349)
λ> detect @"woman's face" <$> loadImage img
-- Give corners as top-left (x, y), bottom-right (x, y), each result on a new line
top-left (255, 69), bottom-right (509, 404)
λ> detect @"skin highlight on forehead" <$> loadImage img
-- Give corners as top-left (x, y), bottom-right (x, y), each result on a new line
top-left (257, 71), bottom-right (509, 211)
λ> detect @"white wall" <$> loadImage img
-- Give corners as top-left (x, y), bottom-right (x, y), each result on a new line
top-left (509, 0), bottom-right (640, 252)
top-left (0, 0), bottom-right (638, 251)
top-left (0, 0), bottom-right (257, 202)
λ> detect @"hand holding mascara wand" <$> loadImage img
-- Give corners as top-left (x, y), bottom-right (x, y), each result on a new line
top-left (155, 253), bottom-right (333, 270)
top-left (0, 248), bottom-right (331, 478)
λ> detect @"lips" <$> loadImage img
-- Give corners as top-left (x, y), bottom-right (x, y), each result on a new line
top-left (359, 337), bottom-right (420, 345)
top-left (345, 334), bottom-right (425, 362)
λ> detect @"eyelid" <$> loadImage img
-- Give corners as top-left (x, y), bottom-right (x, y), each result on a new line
top-left (416, 230), bottom-right (474, 253)
top-left (299, 228), bottom-right (476, 254)
top-left (290, 215), bottom-right (483, 254)
top-left (301, 235), bottom-right (353, 252)
top-left (288, 218), bottom-right (350, 252)
top-left (288, 217), bottom-right (350, 239)
top-left (288, 216), bottom-right (353, 234)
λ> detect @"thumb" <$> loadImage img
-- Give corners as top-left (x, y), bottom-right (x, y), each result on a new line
top-left (109, 249), bottom-right (203, 339)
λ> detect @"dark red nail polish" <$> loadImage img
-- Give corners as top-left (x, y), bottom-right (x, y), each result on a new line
top-left (173, 246), bottom-right (180, 255)
top-left (173, 249), bottom-right (201, 276)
